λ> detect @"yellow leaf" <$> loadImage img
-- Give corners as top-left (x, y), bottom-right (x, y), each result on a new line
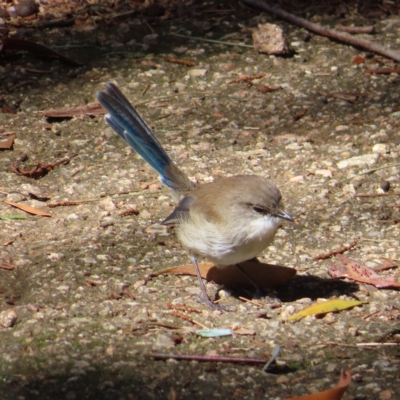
top-left (287, 299), bottom-right (364, 321)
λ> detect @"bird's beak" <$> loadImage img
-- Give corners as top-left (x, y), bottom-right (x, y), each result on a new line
top-left (275, 210), bottom-right (294, 222)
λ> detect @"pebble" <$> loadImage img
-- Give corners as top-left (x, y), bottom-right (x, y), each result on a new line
top-left (0, 309), bottom-right (17, 328)
top-left (337, 153), bottom-right (379, 169)
top-left (372, 143), bottom-right (390, 154)
top-left (188, 69), bottom-right (208, 77)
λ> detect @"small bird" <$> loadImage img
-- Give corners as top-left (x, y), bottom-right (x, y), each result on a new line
top-left (97, 82), bottom-right (293, 309)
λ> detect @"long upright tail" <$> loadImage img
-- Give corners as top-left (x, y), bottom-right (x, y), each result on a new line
top-left (97, 82), bottom-right (194, 194)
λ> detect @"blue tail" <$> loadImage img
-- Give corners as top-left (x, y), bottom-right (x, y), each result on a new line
top-left (97, 83), bottom-right (194, 193)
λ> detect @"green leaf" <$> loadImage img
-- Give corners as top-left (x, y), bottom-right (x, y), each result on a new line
top-left (0, 214), bottom-right (29, 220)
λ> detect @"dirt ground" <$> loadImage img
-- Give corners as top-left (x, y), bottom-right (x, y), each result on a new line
top-left (0, 1), bottom-right (400, 399)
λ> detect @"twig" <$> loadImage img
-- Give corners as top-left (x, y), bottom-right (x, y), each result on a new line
top-left (356, 343), bottom-right (400, 347)
top-left (337, 161), bottom-right (400, 184)
top-left (335, 25), bottom-right (375, 34)
top-left (313, 237), bottom-right (359, 260)
top-left (320, 341), bottom-right (399, 348)
top-left (147, 353), bottom-right (269, 364)
top-left (355, 192), bottom-right (400, 198)
top-left (170, 311), bottom-right (209, 329)
top-left (364, 69), bottom-right (400, 74)
top-left (170, 32), bottom-right (253, 48)
top-left (242, 0), bottom-right (400, 62)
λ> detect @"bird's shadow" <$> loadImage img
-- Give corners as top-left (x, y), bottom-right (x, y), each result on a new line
top-left (208, 260), bottom-right (360, 303)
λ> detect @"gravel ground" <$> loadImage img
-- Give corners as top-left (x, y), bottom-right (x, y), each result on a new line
top-left (0, 2), bottom-right (400, 399)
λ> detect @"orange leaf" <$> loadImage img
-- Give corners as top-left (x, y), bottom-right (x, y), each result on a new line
top-left (286, 369), bottom-right (351, 400)
top-left (4, 200), bottom-right (51, 217)
top-left (154, 259), bottom-right (296, 288)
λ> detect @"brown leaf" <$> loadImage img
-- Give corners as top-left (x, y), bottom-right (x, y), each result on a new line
top-left (154, 259), bottom-right (296, 288)
top-left (0, 134), bottom-right (15, 150)
top-left (329, 255), bottom-right (400, 288)
top-left (286, 369), bottom-right (351, 400)
top-left (164, 56), bottom-right (196, 67)
top-left (42, 103), bottom-right (105, 118)
top-left (11, 154), bottom-right (77, 179)
top-left (4, 200), bottom-right (51, 217)
top-left (253, 84), bottom-right (282, 93)
top-left (0, 261), bottom-right (16, 270)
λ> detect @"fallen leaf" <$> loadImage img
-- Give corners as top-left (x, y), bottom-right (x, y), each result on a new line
top-left (253, 84), bottom-right (282, 93)
top-left (0, 261), bottom-right (16, 270)
top-left (42, 103), bottom-right (104, 118)
top-left (0, 134), bottom-right (15, 150)
top-left (286, 369), bottom-right (351, 400)
top-left (11, 154), bottom-right (77, 179)
top-left (4, 200), bottom-right (51, 217)
top-left (164, 56), bottom-right (196, 67)
top-left (154, 259), bottom-right (296, 288)
top-left (196, 329), bottom-right (232, 338)
top-left (329, 255), bottom-right (400, 288)
top-left (0, 215), bottom-right (29, 220)
top-left (287, 299), bottom-right (364, 321)
top-left (352, 56), bottom-right (365, 64)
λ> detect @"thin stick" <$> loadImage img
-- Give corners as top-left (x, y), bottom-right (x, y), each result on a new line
top-left (335, 25), bottom-right (375, 34)
top-left (355, 192), bottom-right (400, 198)
top-left (337, 161), bottom-right (400, 184)
top-left (148, 353), bottom-right (269, 364)
top-left (170, 32), bottom-right (253, 48)
top-left (313, 237), bottom-right (359, 261)
top-left (242, 0), bottom-right (400, 62)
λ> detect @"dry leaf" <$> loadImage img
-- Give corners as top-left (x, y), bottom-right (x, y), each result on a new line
top-left (11, 154), bottom-right (77, 179)
top-left (286, 369), bottom-right (351, 400)
top-left (287, 299), bottom-right (364, 321)
top-left (4, 200), bottom-right (51, 217)
top-left (329, 255), bottom-right (400, 288)
top-left (42, 103), bottom-right (104, 118)
top-left (0, 134), bottom-right (15, 150)
top-left (154, 259), bottom-right (296, 288)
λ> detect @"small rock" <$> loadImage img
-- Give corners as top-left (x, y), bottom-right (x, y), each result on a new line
top-left (47, 252), bottom-right (64, 261)
top-left (290, 175), bottom-right (304, 183)
top-left (57, 285), bottom-right (70, 292)
top-left (145, 223), bottom-right (167, 234)
top-left (252, 23), bottom-right (290, 55)
top-left (188, 69), bottom-right (208, 77)
top-left (315, 169), bottom-right (333, 178)
top-left (15, 0), bottom-right (37, 17)
top-left (337, 153), bottom-right (379, 169)
top-left (0, 309), bottom-right (17, 328)
top-left (153, 334), bottom-right (175, 350)
top-left (99, 197), bottom-right (116, 211)
top-left (380, 180), bottom-right (390, 192)
top-left (372, 143), bottom-right (390, 154)
top-left (26, 304), bottom-right (39, 313)
top-left (143, 33), bottom-right (158, 45)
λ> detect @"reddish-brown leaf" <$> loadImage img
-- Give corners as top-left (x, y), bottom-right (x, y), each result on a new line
top-left (329, 255), bottom-right (400, 288)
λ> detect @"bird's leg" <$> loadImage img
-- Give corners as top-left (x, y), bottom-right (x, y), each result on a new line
top-left (235, 262), bottom-right (264, 297)
top-left (191, 257), bottom-right (223, 310)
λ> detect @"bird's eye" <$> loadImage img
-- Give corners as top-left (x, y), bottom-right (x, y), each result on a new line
top-left (253, 205), bottom-right (270, 214)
